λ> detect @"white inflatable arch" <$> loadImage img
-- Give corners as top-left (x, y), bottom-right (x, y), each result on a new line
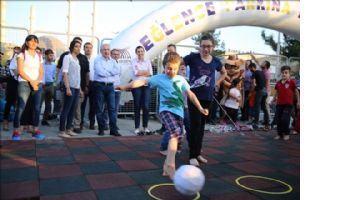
top-left (111, 0), bottom-right (299, 60)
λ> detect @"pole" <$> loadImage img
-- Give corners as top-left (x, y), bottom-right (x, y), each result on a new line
top-left (67, 0), bottom-right (72, 48)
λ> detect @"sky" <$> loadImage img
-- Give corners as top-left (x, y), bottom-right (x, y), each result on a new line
top-left (2, 1), bottom-right (283, 57)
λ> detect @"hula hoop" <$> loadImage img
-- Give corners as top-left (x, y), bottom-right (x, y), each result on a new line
top-left (148, 183), bottom-right (201, 200)
top-left (235, 175), bottom-right (293, 195)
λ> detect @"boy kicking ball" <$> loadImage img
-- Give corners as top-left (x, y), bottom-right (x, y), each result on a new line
top-left (117, 52), bottom-right (208, 179)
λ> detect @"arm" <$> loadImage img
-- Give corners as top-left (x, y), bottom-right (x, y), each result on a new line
top-left (63, 72), bottom-right (72, 96)
top-left (37, 63), bottom-right (44, 83)
top-left (216, 66), bottom-right (226, 86)
top-left (295, 88), bottom-right (300, 109)
top-left (251, 54), bottom-right (261, 67)
top-left (186, 90), bottom-right (209, 116)
top-left (116, 79), bottom-right (148, 91)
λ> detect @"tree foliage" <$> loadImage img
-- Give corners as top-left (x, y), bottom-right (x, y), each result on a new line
top-left (261, 30), bottom-right (300, 58)
top-left (191, 30), bottom-right (225, 57)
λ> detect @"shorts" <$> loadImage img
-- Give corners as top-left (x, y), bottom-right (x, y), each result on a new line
top-left (159, 111), bottom-right (183, 139)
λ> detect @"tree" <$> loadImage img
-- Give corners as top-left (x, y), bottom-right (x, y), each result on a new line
top-left (261, 30), bottom-right (300, 58)
top-left (191, 30), bottom-right (225, 57)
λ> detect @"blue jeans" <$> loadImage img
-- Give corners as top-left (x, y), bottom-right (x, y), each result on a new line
top-left (59, 88), bottom-right (80, 131)
top-left (160, 108), bottom-right (190, 151)
top-left (13, 82), bottom-right (43, 129)
top-left (252, 88), bottom-right (269, 126)
top-left (95, 83), bottom-right (117, 132)
top-left (131, 86), bottom-right (151, 129)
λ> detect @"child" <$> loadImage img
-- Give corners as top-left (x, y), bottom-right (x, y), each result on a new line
top-left (117, 52), bottom-right (208, 179)
top-left (223, 78), bottom-right (242, 123)
top-left (273, 66), bottom-right (300, 141)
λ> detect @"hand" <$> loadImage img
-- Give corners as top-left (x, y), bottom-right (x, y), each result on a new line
top-left (199, 107), bottom-right (209, 116)
top-left (30, 80), bottom-right (39, 91)
top-left (80, 90), bottom-right (84, 97)
top-left (66, 88), bottom-right (72, 96)
top-left (116, 85), bottom-right (125, 91)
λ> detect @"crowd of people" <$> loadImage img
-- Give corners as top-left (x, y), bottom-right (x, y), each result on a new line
top-left (0, 33), bottom-right (300, 178)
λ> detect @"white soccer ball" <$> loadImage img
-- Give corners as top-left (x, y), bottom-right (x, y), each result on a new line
top-left (173, 165), bottom-right (205, 196)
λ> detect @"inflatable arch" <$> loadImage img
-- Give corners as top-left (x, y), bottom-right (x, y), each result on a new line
top-left (111, 0), bottom-right (300, 60)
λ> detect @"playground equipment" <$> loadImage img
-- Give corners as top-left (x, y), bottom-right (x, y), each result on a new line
top-left (111, 0), bottom-right (299, 60)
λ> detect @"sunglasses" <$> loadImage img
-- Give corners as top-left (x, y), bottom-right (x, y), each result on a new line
top-left (225, 63), bottom-right (237, 69)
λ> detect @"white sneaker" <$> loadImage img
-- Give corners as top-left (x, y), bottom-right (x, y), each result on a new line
top-left (58, 131), bottom-right (71, 138)
top-left (189, 158), bottom-right (199, 166)
top-left (66, 130), bottom-right (78, 136)
top-left (197, 155), bottom-right (208, 163)
top-left (283, 135), bottom-right (290, 141)
top-left (274, 135), bottom-right (281, 140)
top-left (134, 128), bottom-right (140, 134)
top-left (144, 127), bottom-right (150, 133)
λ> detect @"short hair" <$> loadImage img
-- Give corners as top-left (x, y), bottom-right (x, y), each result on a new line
top-left (165, 52), bottom-right (181, 66)
top-left (135, 46), bottom-right (144, 53)
top-left (264, 60), bottom-right (271, 69)
top-left (200, 34), bottom-right (215, 46)
top-left (0, 51), bottom-right (3, 55)
top-left (44, 49), bottom-right (54, 55)
top-left (281, 65), bottom-right (291, 72)
top-left (69, 40), bottom-right (81, 53)
top-left (13, 46), bottom-right (21, 51)
top-left (83, 42), bottom-right (93, 49)
top-left (110, 49), bottom-right (119, 54)
top-left (249, 63), bottom-right (256, 69)
top-left (231, 78), bottom-right (241, 88)
top-left (167, 44), bottom-right (176, 50)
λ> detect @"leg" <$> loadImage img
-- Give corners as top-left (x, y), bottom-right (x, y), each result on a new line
top-left (142, 86), bottom-right (151, 129)
top-left (252, 89), bottom-right (263, 127)
top-left (163, 137), bottom-right (178, 180)
top-left (107, 86), bottom-right (118, 132)
top-left (14, 82), bottom-right (31, 130)
top-left (95, 83), bottom-right (106, 132)
top-left (131, 87), bottom-right (142, 130)
top-left (88, 82), bottom-right (96, 128)
top-left (66, 89), bottom-right (80, 131)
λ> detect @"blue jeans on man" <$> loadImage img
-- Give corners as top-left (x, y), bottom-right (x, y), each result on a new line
top-left (95, 83), bottom-right (117, 133)
top-left (252, 87), bottom-right (269, 128)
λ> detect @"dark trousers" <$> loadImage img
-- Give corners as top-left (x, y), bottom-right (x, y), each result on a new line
top-left (95, 83), bottom-right (117, 132)
top-left (276, 104), bottom-right (293, 136)
top-left (188, 100), bottom-right (211, 159)
top-left (131, 86), bottom-right (151, 129)
top-left (253, 88), bottom-right (269, 126)
top-left (42, 83), bottom-right (54, 120)
top-left (88, 82), bottom-right (97, 126)
top-left (225, 106), bottom-right (239, 122)
top-left (241, 90), bottom-right (250, 121)
top-left (59, 88), bottom-right (80, 131)
top-left (3, 77), bottom-right (18, 120)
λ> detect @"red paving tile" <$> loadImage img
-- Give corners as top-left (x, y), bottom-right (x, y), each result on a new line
top-left (100, 145), bottom-right (131, 153)
top-left (1, 157), bottom-right (37, 169)
top-left (229, 161), bottom-right (276, 173)
top-left (39, 164), bottom-right (82, 179)
top-left (117, 139), bottom-right (146, 145)
top-left (66, 139), bottom-right (96, 148)
top-left (37, 148), bottom-right (71, 157)
top-left (1, 180), bottom-right (39, 200)
top-left (74, 153), bottom-right (110, 163)
top-left (86, 172), bottom-right (135, 190)
top-left (41, 191), bottom-right (97, 200)
top-left (236, 152), bottom-right (271, 161)
top-left (116, 160), bottom-right (159, 171)
top-left (137, 151), bottom-right (162, 159)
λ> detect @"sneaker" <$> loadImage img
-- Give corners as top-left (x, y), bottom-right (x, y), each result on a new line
top-left (89, 124), bottom-right (95, 130)
top-left (274, 135), bottom-right (281, 140)
top-left (159, 150), bottom-right (168, 156)
top-left (33, 130), bottom-right (46, 140)
top-left (134, 128), bottom-right (140, 135)
top-left (189, 158), bottom-right (200, 166)
top-left (110, 130), bottom-right (122, 136)
top-left (41, 120), bottom-right (50, 126)
top-left (144, 127), bottom-right (152, 135)
top-left (73, 128), bottom-right (81, 134)
top-left (66, 130), bottom-right (78, 136)
top-left (58, 131), bottom-right (71, 138)
top-left (197, 155), bottom-right (208, 163)
top-left (283, 135), bottom-right (290, 141)
top-left (12, 130), bottom-right (21, 141)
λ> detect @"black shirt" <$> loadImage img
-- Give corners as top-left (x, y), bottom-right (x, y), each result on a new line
top-left (252, 70), bottom-right (266, 91)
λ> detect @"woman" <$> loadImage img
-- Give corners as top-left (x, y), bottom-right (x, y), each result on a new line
top-left (12, 35), bottom-right (44, 140)
top-left (58, 40), bottom-right (81, 138)
top-left (130, 46), bottom-right (153, 135)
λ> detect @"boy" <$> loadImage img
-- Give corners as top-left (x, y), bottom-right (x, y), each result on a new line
top-left (273, 66), bottom-right (300, 141)
top-left (117, 52), bottom-right (208, 179)
top-left (42, 49), bottom-right (57, 126)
